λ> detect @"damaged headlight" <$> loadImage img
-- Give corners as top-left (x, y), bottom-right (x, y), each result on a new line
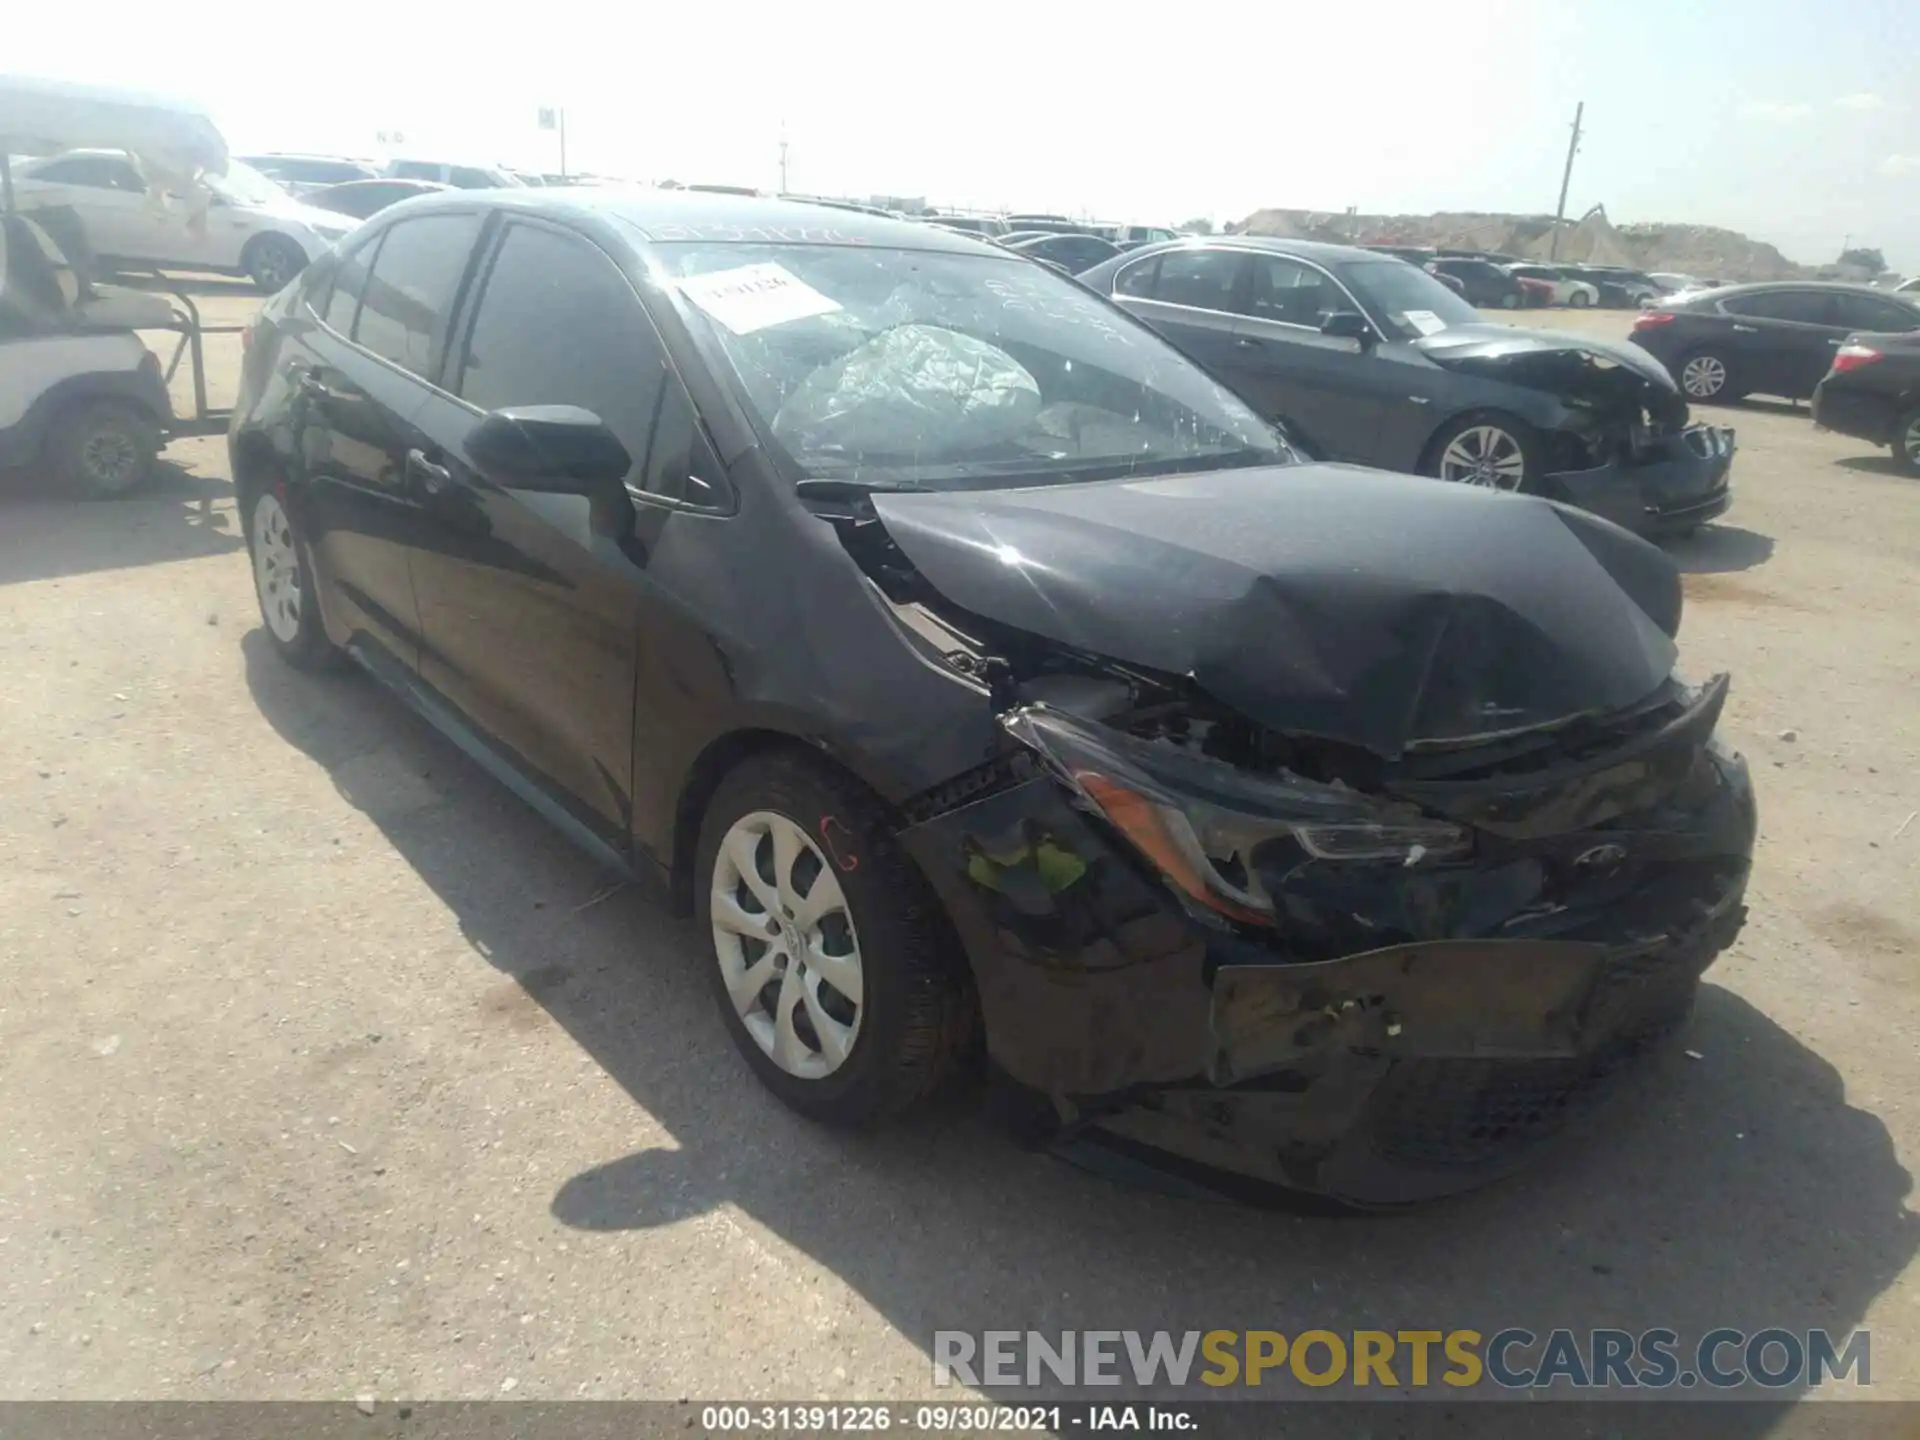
top-left (1003, 707), bottom-right (1469, 926)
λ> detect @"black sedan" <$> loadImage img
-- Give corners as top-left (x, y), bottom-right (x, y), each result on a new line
top-left (1424, 256), bottom-right (1525, 309)
top-left (1812, 330), bottom-right (1920, 471)
top-left (303, 178), bottom-right (450, 221)
top-left (1077, 237), bottom-right (1736, 537)
top-left (1002, 232), bottom-right (1120, 274)
top-left (1632, 282), bottom-right (1920, 403)
top-left (231, 191), bottom-right (1754, 1208)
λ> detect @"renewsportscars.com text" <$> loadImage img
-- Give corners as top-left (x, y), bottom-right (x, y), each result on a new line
top-left (932, 1328), bottom-right (1871, 1391)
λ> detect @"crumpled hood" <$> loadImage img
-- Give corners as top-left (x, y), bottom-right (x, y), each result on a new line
top-left (871, 464), bottom-right (1683, 757)
top-left (1417, 323), bottom-right (1677, 390)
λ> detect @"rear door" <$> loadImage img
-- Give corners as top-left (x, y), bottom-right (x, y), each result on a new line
top-left (1717, 289), bottom-right (1847, 397)
top-left (1105, 246), bottom-right (1251, 380)
top-left (404, 217), bottom-right (682, 845)
top-left (18, 155), bottom-right (158, 263)
top-left (1831, 291), bottom-right (1920, 340)
top-left (285, 210), bottom-right (483, 674)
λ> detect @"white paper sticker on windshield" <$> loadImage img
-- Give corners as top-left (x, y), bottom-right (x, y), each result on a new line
top-left (676, 262), bottom-right (841, 335)
top-left (1401, 309), bottom-right (1449, 336)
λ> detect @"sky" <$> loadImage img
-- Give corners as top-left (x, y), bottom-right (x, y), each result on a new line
top-left (10, 0), bottom-right (1918, 270)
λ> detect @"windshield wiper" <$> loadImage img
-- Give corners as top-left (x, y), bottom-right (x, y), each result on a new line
top-left (792, 477), bottom-right (933, 500)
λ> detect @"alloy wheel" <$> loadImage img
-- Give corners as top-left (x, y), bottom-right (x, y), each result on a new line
top-left (1902, 415), bottom-right (1920, 467)
top-left (1438, 426), bottom-right (1526, 490)
top-left (1681, 355), bottom-right (1727, 399)
top-left (251, 240), bottom-right (300, 291)
top-left (80, 429), bottom-right (139, 491)
top-left (251, 494), bottom-right (304, 644)
top-left (710, 811), bottom-right (863, 1080)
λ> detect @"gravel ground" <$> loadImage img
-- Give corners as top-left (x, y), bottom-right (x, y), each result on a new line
top-left (1, 293), bottom-right (1915, 1410)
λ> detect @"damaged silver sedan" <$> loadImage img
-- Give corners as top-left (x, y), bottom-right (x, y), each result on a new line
top-left (234, 193), bottom-right (1755, 1209)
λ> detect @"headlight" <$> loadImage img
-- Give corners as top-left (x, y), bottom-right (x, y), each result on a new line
top-left (1003, 707), bottom-right (1468, 926)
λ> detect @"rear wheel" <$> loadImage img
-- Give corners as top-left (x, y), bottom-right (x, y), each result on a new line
top-left (1678, 351), bottom-right (1740, 403)
top-left (1569, 289), bottom-right (1592, 308)
top-left (695, 749), bottom-right (975, 1127)
top-left (245, 488), bottom-right (343, 670)
top-left (1498, 292), bottom-right (1520, 310)
top-left (1426, 413), bottom-right (1544, 493)
top-left (242, 233), bottom-right (306, 293)
top-left (1893, 405), bottom-right (1920, 475)
top-left (49, 399), bottom-right (159, 498)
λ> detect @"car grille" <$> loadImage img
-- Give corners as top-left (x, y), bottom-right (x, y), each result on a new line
top-left (1367, 953), bottom-right (1696, 1168)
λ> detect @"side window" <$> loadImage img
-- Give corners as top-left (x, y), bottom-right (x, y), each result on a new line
top-left (1242, 255), bottom-right (1343, 326)
top-left (1113, 255), bottom-right (1160, 297)
top-left (640, 381), bottom-right (729, 508)
top-left (315, 229), bottom-right (382, 332)
top-left (391, 161), bottom-right (439, 181)
top-left (1833, 294), bottom-right (1920, 333)
top-left (1152, 249), bottom-right (1243, 311)
top-left (1723, 290), bottom-right (1834, 324)
top-left (352, 213), bottom-right (481, 377)
top-left (455, 223), bottom-right (671, 493)
top-left (36, 156), bottom-right (143, 191)
top-left (449, 167), bottom-right (497, 189)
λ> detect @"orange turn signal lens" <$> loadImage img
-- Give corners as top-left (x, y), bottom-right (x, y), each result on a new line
top-left (1075, 771), bottom-right (1272, 926)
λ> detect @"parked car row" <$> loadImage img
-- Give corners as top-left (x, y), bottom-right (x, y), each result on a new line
top-left (1628, 280), bottom-right (1920, 471)
top-left (228, 190), bottom-right (1757, 1210)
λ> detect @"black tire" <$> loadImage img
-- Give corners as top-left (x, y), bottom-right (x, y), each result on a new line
top-left (1498, 292), bottom-right (1520, 310)
top-left (242, 233), bottom-right (307, 293)
top-left (1677, 350), bottom-right (1741, 404)
top-left (1422, 411), bottom-right (1546, 494)
top-left (695, 748), bottom-right (976, 1128)
top-left (1569, 289), bottom-right (1592, 308)
top-left (1891, 405), bottom-right (1920, 475)
top-left (49, 399), bottom-right (159, 498)
top-left (241, 486), bottom-right (344, 671)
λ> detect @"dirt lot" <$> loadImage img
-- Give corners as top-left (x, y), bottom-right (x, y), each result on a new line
top-left (2, 294), bottom-right (1916, 1411)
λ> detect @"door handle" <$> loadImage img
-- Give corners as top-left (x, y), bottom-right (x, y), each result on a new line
top-left (1827, 337), bottom-right (1843, 345)
top-left (1731, 324), bottom-right (1759, 333)
top-left (1234, 336), bottom-right (1262, 349)
top-left (406, 448), bottom-right (452, 496)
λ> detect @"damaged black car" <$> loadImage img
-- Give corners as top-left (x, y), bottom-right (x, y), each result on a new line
top-left (1077, 237), bottom-right (1736, 539)
top-left (232, 192), bottom-right (1756, 1209)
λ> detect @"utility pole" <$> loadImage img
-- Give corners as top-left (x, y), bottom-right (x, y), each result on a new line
top-left (558, 108), bottom-right (567, 179)
top-left (778, 123), bottom-right (789, 195)
top-left (1548, 101), bottom-right (1584, 261)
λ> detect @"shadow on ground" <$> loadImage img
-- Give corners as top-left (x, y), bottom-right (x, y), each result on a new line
top-left (1665, 524), bottom-right (1775, 574)
top-left (1835, 454), bottom-right (1915, 479)
top-left (0, 463), bottom-right (240, 586)
top-left (241, 631), bottom-right (1914, 1429)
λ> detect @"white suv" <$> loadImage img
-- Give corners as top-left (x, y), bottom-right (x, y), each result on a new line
top-left (11, 151), bottom-right (358, 292)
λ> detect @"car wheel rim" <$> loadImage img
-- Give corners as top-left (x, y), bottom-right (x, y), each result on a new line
top-left (1903, 417), bottom-right (1920, 464)
top-left (82, 428), bottom-right (137, 489)
top-left (1439, 426), bottom-right (1526, 490)
top-left (255, 245), bottom-right (295, 288)
top-left (1681, 356), bottom-right (1726, 397)
top-left (711, 811), bottom-right (863, 1080)
top-left (251, 494), bottom-right (304, 644)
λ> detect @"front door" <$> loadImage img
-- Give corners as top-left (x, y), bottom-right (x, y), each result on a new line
top-left (407, 218), bottom-right (668, 847)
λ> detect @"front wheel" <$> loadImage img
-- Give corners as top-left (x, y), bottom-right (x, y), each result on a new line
top-left (1569, 289), bottom-right (1592, 308)
top-left (1892, 405), bottom-right (1920, 475)
top-left (245, 488), bottom-right (343, 670)
top-left (1426, 414), bottom-right (1544, 493)
top-left (50, 399), bottom-right (159, 498)
top-left (243, 234), bottom-right (306, 293)
top-left (696, 749), bottom-right (975, 1127)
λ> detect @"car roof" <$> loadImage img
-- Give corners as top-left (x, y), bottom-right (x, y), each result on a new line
top-left (383, 187), bottom-right (1003, 255)
top-left (1117, 235), bottom-right (1413, 267)
top-left (1687, 279), bottom-right (1917, 300)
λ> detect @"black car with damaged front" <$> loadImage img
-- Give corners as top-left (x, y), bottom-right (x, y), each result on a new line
top-left (1077, 237), bottom-right (1736, 539)
top-left (230, 193), bottom-right (1755, 1210)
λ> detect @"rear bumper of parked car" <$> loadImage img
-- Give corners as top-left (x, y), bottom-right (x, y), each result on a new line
top-left (1811, 382), bottom-right (1894, 445)
top-left (898, 736), bottom-right (1755, 1209)
top-left (1542, 424), bottom-right (1735, 537)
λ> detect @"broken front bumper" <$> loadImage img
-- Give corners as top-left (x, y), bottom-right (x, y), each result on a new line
top-left (1543, 424), bottom-right (1735, 538)
top-left (899, 742), bottom-right (1754, 1209)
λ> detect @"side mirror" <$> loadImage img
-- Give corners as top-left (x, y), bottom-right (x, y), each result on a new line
top-left (464, 406), bottom-right (631, 495)
top-left (1321, 310), bottom-right (1375, 344)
